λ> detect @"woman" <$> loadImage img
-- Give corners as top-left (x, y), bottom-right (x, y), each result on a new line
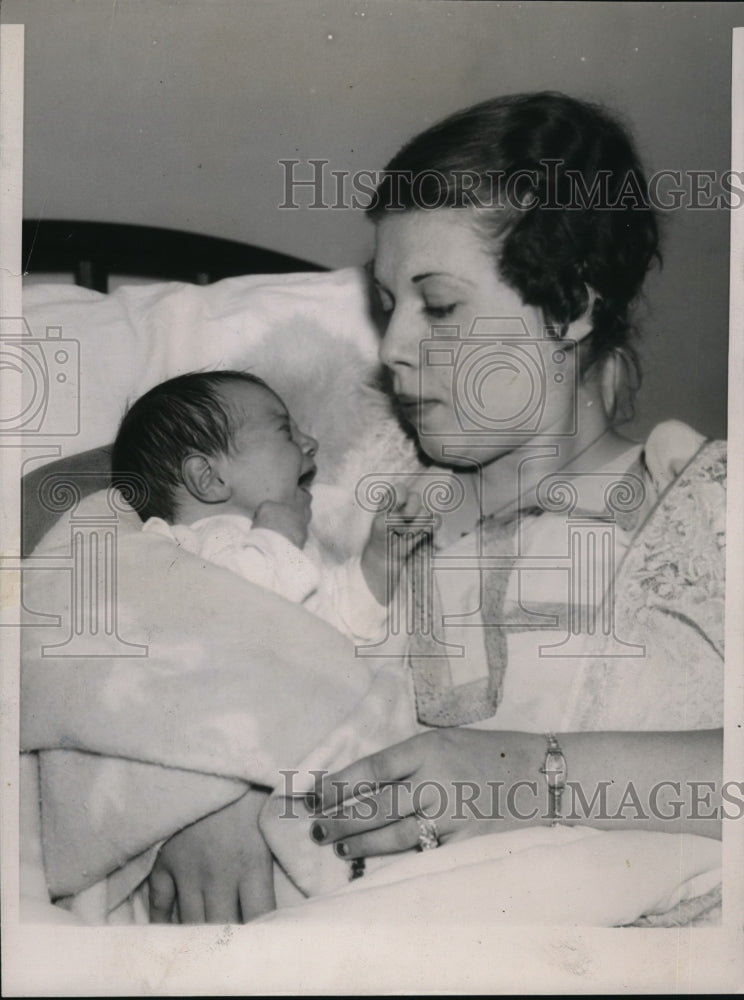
top-left (148, 92), bottom-right (726, 924)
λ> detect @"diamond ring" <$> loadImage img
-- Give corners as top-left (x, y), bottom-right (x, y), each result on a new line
top-left (414, 810), bottom-right (440, 851)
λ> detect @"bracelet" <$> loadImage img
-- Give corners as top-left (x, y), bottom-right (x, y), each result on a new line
top-left (539, 732), bottom-right (567, 826)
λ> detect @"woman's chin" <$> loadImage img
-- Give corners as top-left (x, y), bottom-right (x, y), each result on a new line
top-left (416, 433), bottom-right (513, 469)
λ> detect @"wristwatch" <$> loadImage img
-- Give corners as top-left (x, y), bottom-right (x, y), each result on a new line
top-left (539, 732), bottom-right (567, 826)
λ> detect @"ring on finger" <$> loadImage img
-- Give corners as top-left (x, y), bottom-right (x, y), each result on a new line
top-left (414, 809), bottom-right (440, 851)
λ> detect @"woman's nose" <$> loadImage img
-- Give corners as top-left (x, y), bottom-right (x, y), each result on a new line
top-left (378, 308), bottom-right (419, 371)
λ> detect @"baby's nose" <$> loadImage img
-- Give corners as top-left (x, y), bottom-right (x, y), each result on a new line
top-left (302, 432), bottom-right (318, 456)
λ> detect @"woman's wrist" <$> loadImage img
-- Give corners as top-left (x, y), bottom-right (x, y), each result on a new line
top-left (536, 730), bottom-right (723, 839)
top-left (481, 729), bottom-right (723, 838)
top-left (504, 730), bottom-right (556, 830)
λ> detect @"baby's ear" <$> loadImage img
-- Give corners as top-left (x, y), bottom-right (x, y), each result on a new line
top-left (181, 454), bottom-right (230, 503)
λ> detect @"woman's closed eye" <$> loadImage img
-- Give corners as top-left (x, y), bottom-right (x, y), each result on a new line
top-left (423, 303), bottom-right (458, 319)
top-left (371, 279), bottom-right (457, 320)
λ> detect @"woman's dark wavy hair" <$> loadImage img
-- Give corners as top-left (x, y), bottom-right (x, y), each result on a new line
top-left (367, 91), bottom-right (661, 387)
top-left (112, 370), bottom-right (268, 523)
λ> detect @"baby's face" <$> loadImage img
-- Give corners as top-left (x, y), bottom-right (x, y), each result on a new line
top-left (217, 381), bottom-right (318, 515)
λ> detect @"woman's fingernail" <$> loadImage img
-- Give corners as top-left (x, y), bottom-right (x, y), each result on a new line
top-left (334, 841), bottom-right (349, 858)
top-left (310, 822), bottom-right (327, 844)
top-left (304, 792), bottom-right (320, 813)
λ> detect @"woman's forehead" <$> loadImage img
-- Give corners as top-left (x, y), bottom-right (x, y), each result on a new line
top-left (373, 209), bottom-right (494, 284)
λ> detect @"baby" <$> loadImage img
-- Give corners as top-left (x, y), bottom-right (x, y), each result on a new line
top-left (112, 369), bottom-right (421, 645)
top-left (112, 369), bottom-right (423, 922)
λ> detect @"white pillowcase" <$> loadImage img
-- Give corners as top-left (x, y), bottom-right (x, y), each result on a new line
top-left (22, 268), bottom-right (416, 477)
top-left (22, 268), bottom-right (421, 555)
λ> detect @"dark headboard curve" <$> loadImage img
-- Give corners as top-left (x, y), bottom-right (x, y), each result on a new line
top-left (22, 219), bottom-right (326, 293)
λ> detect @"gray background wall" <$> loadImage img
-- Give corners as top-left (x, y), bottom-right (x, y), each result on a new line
top-left (3, 0), bottom-right (740, 440)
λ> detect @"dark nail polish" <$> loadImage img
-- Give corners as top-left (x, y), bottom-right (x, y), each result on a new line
top-left (310, 822), bottom-right (327, 844)
top-left (304, 792), bottom-right (320, 813)
top-left (334, 841), bottom-right (349, 858)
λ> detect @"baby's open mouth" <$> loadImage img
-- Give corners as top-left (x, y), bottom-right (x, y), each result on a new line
top-left (298, 468), bottom-right (316, 489)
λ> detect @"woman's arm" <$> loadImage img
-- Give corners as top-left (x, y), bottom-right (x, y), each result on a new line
top-left (307, 728), bottom-right (726, 858)
top-left (551, 729), bottom-right (724, 838)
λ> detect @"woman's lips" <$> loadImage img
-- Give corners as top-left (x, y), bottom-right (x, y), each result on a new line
top-left (397, 395), bottom-right (441, 424)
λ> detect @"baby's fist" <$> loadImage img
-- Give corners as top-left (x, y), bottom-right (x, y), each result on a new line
top-left (254, 493), bottom-right (311, 549)
top-left (368, 488), bottom-right (426, 554)
top-left (362, 487), bottom-right (427, 604)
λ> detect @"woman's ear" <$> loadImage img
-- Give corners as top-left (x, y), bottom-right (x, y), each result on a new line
top-left (599, 347), bottom-right (639, 424)
top-left (564, 286), bottom-right (599, 344)
top-left (181, 454), bottom-right (230, 504)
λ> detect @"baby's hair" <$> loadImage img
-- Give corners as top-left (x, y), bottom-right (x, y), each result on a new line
top-left (111, 370), bottom-right (270, 523)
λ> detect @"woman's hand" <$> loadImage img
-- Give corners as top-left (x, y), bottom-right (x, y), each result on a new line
top-left (308, 729), bottom-right (545, 858)
top-left (307, 728), bottom-right (725, 859)
top-left (148, 786), bottom-right (276, 924)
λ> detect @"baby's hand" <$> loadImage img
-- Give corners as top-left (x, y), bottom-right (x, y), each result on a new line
top-left (149, 787), bottom-right (275, 924)
top-left (254, 490), bottom-right (312, 549)
top-left (361, 488), bottom-right (426, 605)
top-left (368, 488), bottom-right (425, 556)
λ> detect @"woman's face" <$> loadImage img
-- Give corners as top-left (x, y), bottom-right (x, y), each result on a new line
top-left (373, 209), bottom-right (580, 467)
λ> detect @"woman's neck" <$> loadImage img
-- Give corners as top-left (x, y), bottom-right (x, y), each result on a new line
top-left (469, 384), bottom-right (636, 527)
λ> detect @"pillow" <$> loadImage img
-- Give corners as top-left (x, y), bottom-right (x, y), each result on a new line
top-left (22, 269), bottom-right (382, 460)
top-left (21, 269), bottom-right (420, 552)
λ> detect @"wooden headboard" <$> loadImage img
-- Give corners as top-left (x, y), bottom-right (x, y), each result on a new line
top-left (22, 219), bottom-right (326, 293)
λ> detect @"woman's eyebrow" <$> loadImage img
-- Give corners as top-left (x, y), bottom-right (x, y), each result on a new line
top-left (411, 272), bottom-right (476, 287)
